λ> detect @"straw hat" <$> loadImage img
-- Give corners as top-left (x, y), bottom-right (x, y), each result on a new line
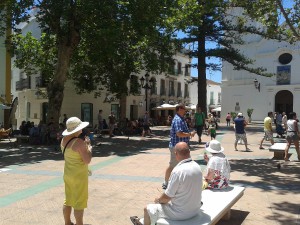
top-left (205, 140), bottom-right (224, 153)
top-left (62, 117), bottom-right (89, 136)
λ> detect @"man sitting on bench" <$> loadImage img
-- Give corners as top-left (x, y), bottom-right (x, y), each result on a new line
top-left (130, 142), bottom-right (203, 225)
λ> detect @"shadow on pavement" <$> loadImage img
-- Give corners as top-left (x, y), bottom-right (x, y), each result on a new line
top-left (230, 159), bottom-right (300, 194)
top-left (217, 209), bottom-right (249, 225)
top-left (0, 128), bottom-right (172, 168)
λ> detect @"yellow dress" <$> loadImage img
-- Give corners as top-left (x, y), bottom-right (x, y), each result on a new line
top-left (62, 139), bottom-right (88, 210)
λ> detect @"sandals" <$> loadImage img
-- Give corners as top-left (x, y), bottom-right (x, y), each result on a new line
top-left (130, 216), bottom-right (143, 225)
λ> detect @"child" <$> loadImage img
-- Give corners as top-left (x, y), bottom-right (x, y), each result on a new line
top-left (210, 123), bottom-right (216, 140)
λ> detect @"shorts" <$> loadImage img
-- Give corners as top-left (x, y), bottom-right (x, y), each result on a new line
top-left (235, 133), bottom-right (247, 143)
top-left (286, 131), bottom-right (299, 142)
top-left (169, 147), bottom-right (178, 168)
top-left (146, 204), bottom-right (167, 224)
top-left (263, 131), bottom-right (273, 140)
top-left (109, 124), bottom-right (114, 131)
top-left (143, 124), bottom-right (150, 130)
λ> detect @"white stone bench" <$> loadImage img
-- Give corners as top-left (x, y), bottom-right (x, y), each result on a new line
top-left (145, 186), bottom-right (245, 225)
top-left (269, 143), bottom-right (292, 160)
top-left (15, 135), bottom-right (30, 144)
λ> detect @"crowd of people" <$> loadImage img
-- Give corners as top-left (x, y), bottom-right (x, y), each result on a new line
top-left (16, 107), bottom-right (300, 224)
top-left (18, 118), bottom-right (66, 145)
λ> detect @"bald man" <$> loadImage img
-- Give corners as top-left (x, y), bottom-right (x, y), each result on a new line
top-left (130, 142), bottom-right (203, 225)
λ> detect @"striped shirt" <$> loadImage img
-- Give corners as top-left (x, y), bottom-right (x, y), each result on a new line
top-left (169, 114), bottom-right (190, 147)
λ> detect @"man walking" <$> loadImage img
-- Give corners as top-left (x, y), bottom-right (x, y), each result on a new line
top-left (108, 111), bottom-right (116, 138)
top-left (162, 103), bottom-right (196, 189)
top-left (130, 142), bottom-right (203, 225)
top-left (194, 106), bottom-right (206, 143)
top-left (259, 111), bottom-right (274, 149)
top-left (97, 110), bottom-right (103, 137)
top-left (234, 112), bottom-right (250, 151)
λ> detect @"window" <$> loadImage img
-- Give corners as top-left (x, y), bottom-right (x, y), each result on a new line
top-left (177, 82), bottom-right (182, 97)
top-left (150, 77), bottom-right (157, 95)
top-left (184, 64), bottom-right (189, 76)
top-left (130, 75), bottom-right (140, 95)
top-left (168, 62), bottom-right (175, 75)
top-left (81, 103), bottom-right (93, 126)
top-left (169, 81), bottom-right (175, 96)
top-left (278, 53), bottom-right (292, 65)
top-left (184, 84), bottom-right (189, 98)
top-left (26, 102), bottom-right (31, 120)
top-left (111, 104), bottom-right (120, 120)
top-left (177, 62), bottom-right (182, 75)
top-left (210, 92), bottom-right (214, 105)
top-left (218, 92), bottom-right (221, 104)
top-left (160, 79), bottom-right (166, 95)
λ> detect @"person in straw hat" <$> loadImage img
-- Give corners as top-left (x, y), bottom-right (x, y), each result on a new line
top-left (61, 117), bottom-right (92, 225)
top-left (203, 140), bottom-right (231, 189)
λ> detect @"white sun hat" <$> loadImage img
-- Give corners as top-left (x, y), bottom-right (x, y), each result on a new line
top-left (205, 140), bottom-right (224, 153)
top-left (62, 117), bottom-right (89, 136)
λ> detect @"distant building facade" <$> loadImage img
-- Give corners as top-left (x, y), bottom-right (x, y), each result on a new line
top-left (9, 13), bottom-right (192, 128)
top-left (222, 8), bottom-right (300, 122)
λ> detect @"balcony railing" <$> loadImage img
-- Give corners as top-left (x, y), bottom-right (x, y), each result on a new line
top-left (35, 76), bottom-right (48, 88)
top-left (16, 77), bottom-right (31, 91)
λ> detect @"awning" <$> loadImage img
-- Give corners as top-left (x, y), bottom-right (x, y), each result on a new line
top-left (212, 107), bottom-right (221, 112)
top-left (152, 104), bottom-right (191, 110)
top-left (0, 104), bottom-right (11, 110)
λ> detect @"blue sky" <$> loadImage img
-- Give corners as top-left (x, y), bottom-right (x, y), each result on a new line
top-left (189, 0), bottom-right (295, 83)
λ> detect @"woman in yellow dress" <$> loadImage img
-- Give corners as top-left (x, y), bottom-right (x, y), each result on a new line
top-left (61, 117), bottom-right (92, 225)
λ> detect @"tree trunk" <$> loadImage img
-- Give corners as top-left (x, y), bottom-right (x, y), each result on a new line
top-left (119, 93), bottom-right (127, 120)
top-left (46, 44), bottom-right (73, 124)
top-left (197, 26), bottom-right (207, 115)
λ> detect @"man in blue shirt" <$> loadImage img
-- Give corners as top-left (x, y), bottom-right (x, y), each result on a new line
top-left (234, 112), bottom-right (250, 151)
top-left (162, 104), bottom-right (196, 189)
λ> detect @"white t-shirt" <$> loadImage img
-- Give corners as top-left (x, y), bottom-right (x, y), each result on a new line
top-left (164, 158), bottom-right (203, 220)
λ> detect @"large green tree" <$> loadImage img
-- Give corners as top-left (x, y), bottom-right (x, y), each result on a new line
top-left (165, 0), bottom-right (287, 113)
top-left (1, 0), bottom-right (177, 123)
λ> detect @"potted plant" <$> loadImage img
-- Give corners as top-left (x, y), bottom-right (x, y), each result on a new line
top-left (247, 108), bottom-right (254, 123)
top-left (230, 112), bottom-right (237, 122)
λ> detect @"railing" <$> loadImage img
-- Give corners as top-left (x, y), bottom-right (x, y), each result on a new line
top-left (15, 77), bottom-right (31, 91)
top-left (35, 76), bottom-right (48, 88)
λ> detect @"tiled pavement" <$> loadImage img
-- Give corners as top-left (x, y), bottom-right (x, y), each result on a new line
top-left (0, 124), bottom-right (299, 225)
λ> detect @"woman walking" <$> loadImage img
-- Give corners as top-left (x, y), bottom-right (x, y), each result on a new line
top-left (284, 112), bottom-right (300, 161)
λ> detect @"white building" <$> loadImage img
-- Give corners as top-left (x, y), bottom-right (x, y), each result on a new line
top-left (190, 79), bottom-right (221, 114)
top-left (222, 8), bottom-right (300, 122)
top-left (10, 14), bottom-right (192, 128)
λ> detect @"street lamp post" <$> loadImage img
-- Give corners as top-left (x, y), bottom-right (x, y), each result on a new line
top-left (139, 73), bottom-right (155, 111)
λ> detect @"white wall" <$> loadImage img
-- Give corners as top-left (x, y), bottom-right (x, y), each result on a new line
top-left (222, 18), bottom-right (300, 122)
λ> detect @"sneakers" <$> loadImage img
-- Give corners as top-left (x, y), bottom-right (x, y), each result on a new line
top-left (246, 148), bottom-right (251, 152)
top-left (162, 182), bottom-right (168, 190)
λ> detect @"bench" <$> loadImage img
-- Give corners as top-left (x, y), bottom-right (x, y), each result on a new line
top-left (141, 186), bottom-right (245, 225)
top-left (269, 143), bottom-right (292, 160)
top-left (15, 135), bottom-right (30, 144)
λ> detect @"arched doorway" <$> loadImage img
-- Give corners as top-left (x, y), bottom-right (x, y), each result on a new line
top-left (275, 90), bottom-right (293, 114)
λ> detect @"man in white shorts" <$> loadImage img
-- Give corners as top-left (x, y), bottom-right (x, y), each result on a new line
top-left (130, 142), bottom-right (203, 225)
top-left (259, 111), bottom-right (274, 149)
